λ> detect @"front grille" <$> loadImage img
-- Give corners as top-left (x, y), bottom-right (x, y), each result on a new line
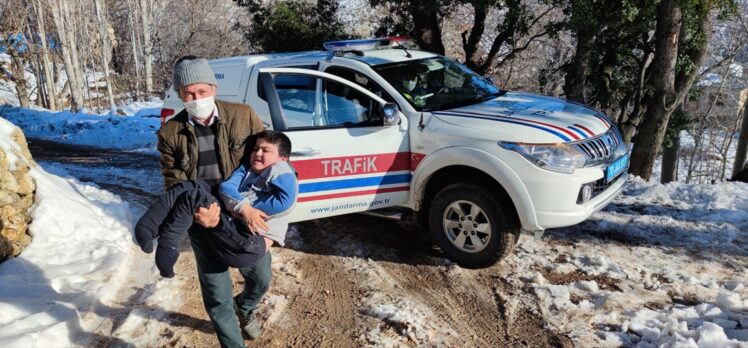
top-left (575, 129), bottom-right (623, 163)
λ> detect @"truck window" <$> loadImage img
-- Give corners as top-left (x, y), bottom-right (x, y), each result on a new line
top-left (257, 64), bottom-right (318, 102)
top-left (324, 66), bottom-right (396, 104)
top-left (271, 74), bottom-right (383, 130)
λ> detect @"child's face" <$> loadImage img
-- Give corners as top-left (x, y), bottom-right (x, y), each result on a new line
top-left (250, 139), bottom-right (287, 172)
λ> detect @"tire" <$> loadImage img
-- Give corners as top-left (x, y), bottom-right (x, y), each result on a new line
top-left (428, 183), bottom-right (518, 268)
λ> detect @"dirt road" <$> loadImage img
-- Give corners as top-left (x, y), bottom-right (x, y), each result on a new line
top-left (28, 139), bottom-right (572, 347)
top-left (167, 215), bottom-right (572, 347)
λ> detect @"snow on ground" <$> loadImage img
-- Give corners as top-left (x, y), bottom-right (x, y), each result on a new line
top-left (0, 101), bottom-right (746, 346)
top-left (0, 117), bottom-right (131, 345)
top-left (507, 177), bottom-right (748, 347)
top-left (652, 129), bottom-right (742, 183)
top-left (0, 103), bottom-right (161, 153)
top-left (0, 117), bottom-right (191, 347)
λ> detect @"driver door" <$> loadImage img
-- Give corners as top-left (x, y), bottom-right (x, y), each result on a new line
top-left (258, 68), bottom-right (411, 222)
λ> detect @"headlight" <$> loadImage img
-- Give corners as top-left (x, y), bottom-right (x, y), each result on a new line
top-left (499, 142), bottom-right (586, 174)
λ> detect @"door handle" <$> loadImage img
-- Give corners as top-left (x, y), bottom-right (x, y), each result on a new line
top-left (291, 148), bottom-right (321, 157)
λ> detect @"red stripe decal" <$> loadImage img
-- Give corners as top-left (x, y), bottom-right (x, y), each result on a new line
top-left (573, 123), bottom-right (595, 137)
top-left (457, 110), bottom-right (581, 140)
top-left (293, 152), bottom-right (411, 180)
top-left (297, 186), bottom-right (409, 202)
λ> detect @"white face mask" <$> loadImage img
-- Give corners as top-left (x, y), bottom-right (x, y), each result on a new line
top-left (404, 80), bottom-right (416, 92)
top-left (183, 96), bottom-right (215, 121)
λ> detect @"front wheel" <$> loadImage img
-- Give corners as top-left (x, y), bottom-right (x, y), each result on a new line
top-left (428, 183), bottom-right (518, 268)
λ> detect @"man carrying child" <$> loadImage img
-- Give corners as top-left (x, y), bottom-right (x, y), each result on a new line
top-left (149, 56), bottom-right (286, 348)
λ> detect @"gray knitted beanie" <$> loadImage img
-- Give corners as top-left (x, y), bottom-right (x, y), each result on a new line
top-left (172, 57), bottom-right (218, 92)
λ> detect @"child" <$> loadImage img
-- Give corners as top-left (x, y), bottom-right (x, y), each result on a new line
top-left (134, 130), bottom-right (297, 278)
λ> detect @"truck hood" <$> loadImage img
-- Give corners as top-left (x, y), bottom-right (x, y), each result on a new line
top-left (431, 91), bottom-right (612, 143)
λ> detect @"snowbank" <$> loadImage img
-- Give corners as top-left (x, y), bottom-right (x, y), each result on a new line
top-left (0, 102), bottom-right (161, 153)
top-left (0, 118), bottom-right (138, 346)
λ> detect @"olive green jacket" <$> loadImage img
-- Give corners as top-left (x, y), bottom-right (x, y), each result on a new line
top-left (157, 100), bottom-right (265, 190)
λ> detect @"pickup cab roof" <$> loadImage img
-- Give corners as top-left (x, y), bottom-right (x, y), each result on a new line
top-left (207, 48), bottom-right (439, 69)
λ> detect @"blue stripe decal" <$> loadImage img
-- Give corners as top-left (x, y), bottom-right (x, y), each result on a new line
top-left (567, 125), bottom-right (589, 139)
top-left (299, 174), bottom-right (412, 193)
top-left (434, 111), bottom-right (571, 142)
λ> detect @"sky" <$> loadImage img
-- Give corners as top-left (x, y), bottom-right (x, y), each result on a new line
top-left (0, 84), bottom-right (746, 346)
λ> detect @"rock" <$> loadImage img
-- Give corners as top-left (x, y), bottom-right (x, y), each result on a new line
top-left (0, 126), bottom-right (35, 262)
top-left (10, 234), bottom-right (31, 257)
top-left (10, 128), bottom-right (33, 162)
top-left (0, 170), bottom-right (19, 192)
top-left (0, 206), bottom-right (27, 239)
top-left (0, 236), bottom-right (11, 261)
top-left (0, 190), bottom-right (20, 207)
top-left (12, 170), bottom-right (34, 195)
top-left (15, 194), bottom-right (33, 213)
top-left (0, 150), bottom-right (6, 172)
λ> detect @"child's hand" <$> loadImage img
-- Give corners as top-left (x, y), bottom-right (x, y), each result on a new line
top-left (241, 205), bottom-right (269, 234)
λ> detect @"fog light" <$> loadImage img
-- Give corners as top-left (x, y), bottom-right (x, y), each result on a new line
top-left (581, 184), bottom-right (593, 203)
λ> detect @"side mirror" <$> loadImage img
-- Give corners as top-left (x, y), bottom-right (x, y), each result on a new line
top-left (382, 103), bottom-right (400, 127)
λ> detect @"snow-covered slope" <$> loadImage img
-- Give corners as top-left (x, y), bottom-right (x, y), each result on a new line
top-left (0, 117), bottom-right (136, 346)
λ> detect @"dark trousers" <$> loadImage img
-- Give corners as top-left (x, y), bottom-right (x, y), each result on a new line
top-left (189, 225), bottom-right (272, 348)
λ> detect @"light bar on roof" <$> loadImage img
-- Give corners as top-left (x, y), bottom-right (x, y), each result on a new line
top-left (323, 37), bottom-right (413, 52)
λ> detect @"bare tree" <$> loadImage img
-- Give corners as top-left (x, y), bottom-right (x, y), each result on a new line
top-left (0, 0), bottom-right (32, 107)
top-left (628, 0), bottom-right (713, 180)
top-left (30, 0), bottom-right (58, 110)
top-left (733, 90), bottom-right (748, 179)
top-left (94, 0), bottom-right (117, 113)
top-left (49, 0), bottom-right (84, 111)
top-left (139, 0), bottom-right (154, 96)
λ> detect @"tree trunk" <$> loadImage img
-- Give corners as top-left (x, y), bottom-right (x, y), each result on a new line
top-left (63, 0), bottom-right (87, 110)
top-left (597, 46), bottom-right (617, 114)
top-left (564, 26), bottom-right (594, 103)
top-left (139, 0), bottom-right (154, 96)
top-left (661, 128), bottom-right (680, 184)
top-left (23, 19), bottom-right (46, 108)
top-left (409, 0), bottom-right (444, 55)
top-left (34, 0), bottom-right (58, 111)
top-left (128, 0), bottom-right (142, 101)
top-left (733, 90), bottom-right (748, 179)
top-left (94, 0), bottom-right (117, 113)
top-left (7, 45), bottom-right (30, 108)
top-left (462, 1), bottom-right (487, 73)
top-left (32, 56), bottom-right (47, 108)
top-left (50, 0), bottom-right (83, 112)
top-left (619, 51), bottom-right (654, 143)
top-left (629, 0), bottom-right (711, 180)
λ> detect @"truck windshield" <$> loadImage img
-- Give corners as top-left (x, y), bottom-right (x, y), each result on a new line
top-left (373, 57), bottom-right (502, 111)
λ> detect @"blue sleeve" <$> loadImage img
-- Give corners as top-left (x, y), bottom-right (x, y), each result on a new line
top-left (252, 172), bottom-right (297, 215)
top-left (219, 164), bottom-right (250, 212)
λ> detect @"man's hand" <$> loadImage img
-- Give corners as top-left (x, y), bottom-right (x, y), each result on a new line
top-left (194, 202), bottom-right (220, 228)
top-left (240, 205), bottom-right (268, 234)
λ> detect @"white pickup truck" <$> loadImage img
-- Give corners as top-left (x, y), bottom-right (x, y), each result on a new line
top-left (161, 38), bottom-right (629, 268)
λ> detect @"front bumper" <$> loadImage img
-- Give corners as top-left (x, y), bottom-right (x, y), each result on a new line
top-left (515, 163), bottom-right (628, 230)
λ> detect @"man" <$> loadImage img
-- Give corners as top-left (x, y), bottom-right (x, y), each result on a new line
top-left (157, 55), bottom-right (267, 348)
top-left (398, 65), bottom-right (431, 108)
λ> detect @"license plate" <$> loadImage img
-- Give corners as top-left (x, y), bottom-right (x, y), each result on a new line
top-left (605, 153), bottom-right (629, 183)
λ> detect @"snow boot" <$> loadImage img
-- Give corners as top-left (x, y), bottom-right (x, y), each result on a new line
top-left (234, 296), bottom-right (262, 340)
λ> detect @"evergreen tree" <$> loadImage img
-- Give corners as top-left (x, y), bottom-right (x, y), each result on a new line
top-left (237, 0), bottom-right (350, 53)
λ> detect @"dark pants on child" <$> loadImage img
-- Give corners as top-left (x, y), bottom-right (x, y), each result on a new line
top-left (190, 225), bottom-right (272, 348)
